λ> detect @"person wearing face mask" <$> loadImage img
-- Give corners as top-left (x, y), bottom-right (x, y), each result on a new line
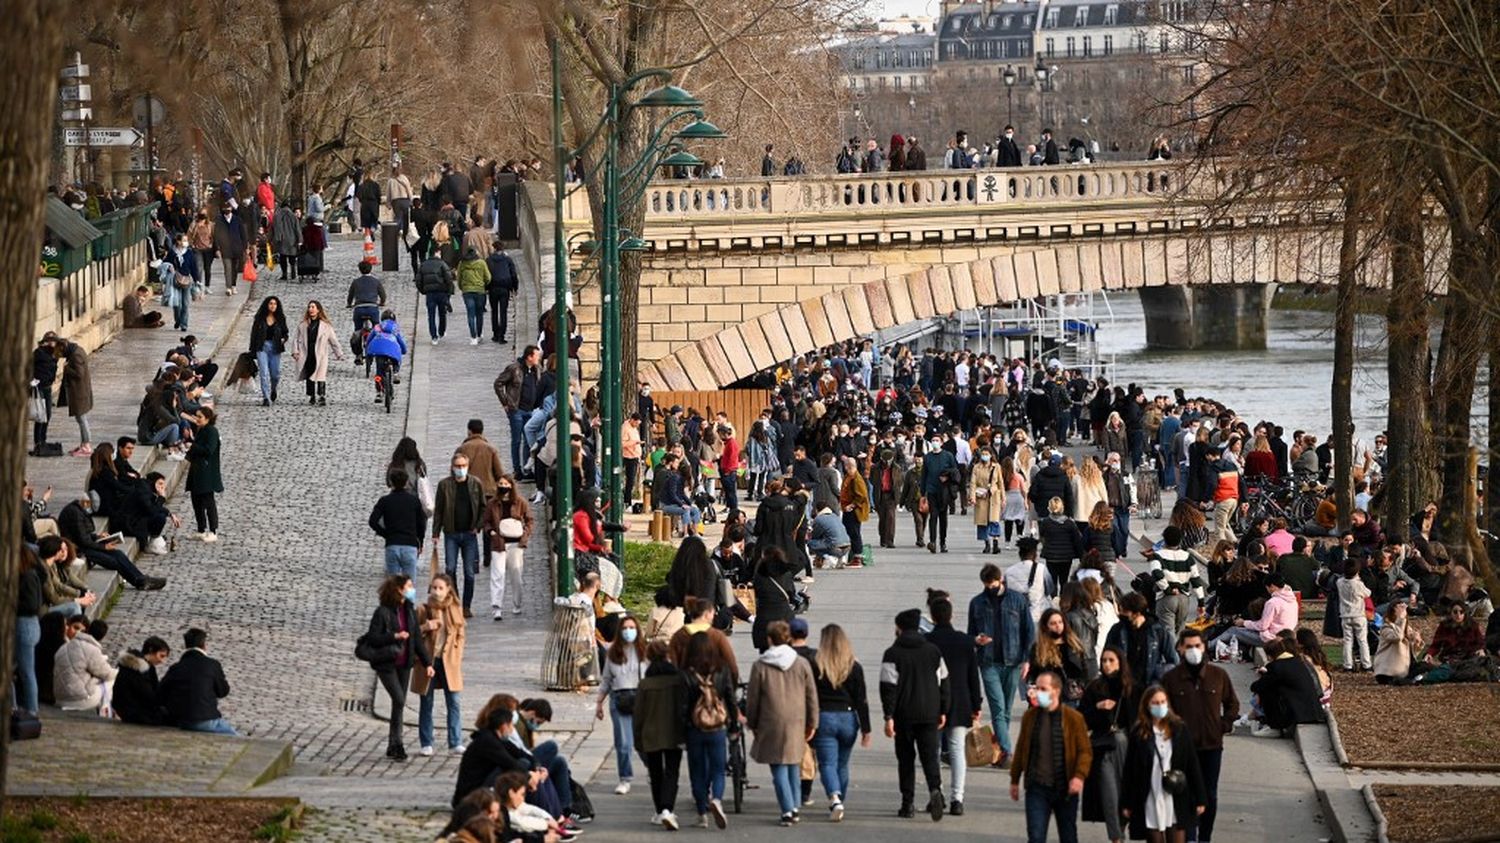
top-left (969, 447), bottom-right (1004, 554)
top-left (413, 573), bottom-right (467, 756)
top-left (361, 575), bottom-right (434, 760)
top-left (871, 447), bottom-right (906, 550)
top-left (483, 473), bottom-right (533, 621)
top-left (1081, 646), bottom-right (1139, 843)
top-left (598, 614), bottom-right (646, 796)
top-left (1160, 629), bottom-right (1238, 843)
top-left (433, 454), bottom-right (486, 618)
top-left (922, 439), bottom-right (959, 553)
top-left (161, 233), bottom-right (200, 330)
top-left (1010, 670), bottom-right (1092, 843)
top-left (1122, 687), bottom-right (1208, 843)
top-left (997, 124), bottom-right (1023, 168)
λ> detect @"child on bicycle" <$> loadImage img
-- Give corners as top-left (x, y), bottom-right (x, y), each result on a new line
top-left (363, 309), bottom-right (408, 398)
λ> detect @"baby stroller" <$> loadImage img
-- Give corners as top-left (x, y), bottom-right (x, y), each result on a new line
top-left (693, 490), bottom-right (718, 525)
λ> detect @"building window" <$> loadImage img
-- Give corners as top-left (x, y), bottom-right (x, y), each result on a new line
top-left (879, 76), bottom-right (887, 89)
top-left (1066, 36), bottom-right (1076, 57)
top-left (1103, 34), bottom-right (1113, 55)
top-left (894, 76), bottom-right (902, 90)
top-left (945, 43), bottom-right (956, 59)
top-left (910, 75), bottom-right (918, 89)
top-left (1182, 64), bottom-right (1196, 82)
top-left (1104, 4), bottom-right (1118, 25)
top-left (1047, 7), bottom-right (1060, 27)
top-left (1003, 13), bottom-right (1013, 27)
top-left (1024, 14), bottom-right (1033, 27)
top-left (1045, 36), bottom-right (1055, 57)
top-left (1082, 35), bottom-right (1092, 57)
top-left (1160, 32), bottom-right (1169, 53)
top-left (1075, 6), bottom-right (1089, 25)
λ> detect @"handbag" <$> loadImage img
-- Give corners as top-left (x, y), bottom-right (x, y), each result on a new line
top-left (242, 258), bottom-right (257, 283)
top-left (611, 688), bottom-right (638, 716)
top-left (965, 724), bottom-right (1000, 767)
top-left (1157, 740), bottom-right (1188, 795)
top-left (499, 517), bottom-right (525, 540)
top-left (918, 495), bottom-right (930, 515)
top-left (417, 476), bottom-right (435, 516)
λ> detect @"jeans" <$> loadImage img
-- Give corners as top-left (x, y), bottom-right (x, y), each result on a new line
top-left (257, 343), bottom-right (282, 401)
top-left (443, 531), bottom-right (481, 609)
top-left (426, 293), bottom-right (450, 339)
top-left (660, 504), bottom-right (701, 532)
top-left (769, 763), bottom-right (800, 815)
top-left (508, 409), bottom-right (529, 474)
top-left (1211, 625), bottom-right (1266, 653)
top-left (1193, 748), bottom-right (1223, 842)
top-left (376, 665), bottom-right (411, 751)
top-left (1111, 507), bottom-right (1130, 560)
top-left (191, 491), bottom-right (219, 533)
top-left (172, 294), bottom-right (190, 330)
top-left (1024, 783), bottom-right (1079, 843)
top-left (82, 546), bottom-right (148, 589)
top-left (490, 289), bottom-right (511, 339)
top-left (1342, 617), bottom-right (1371, 670)
top-left (893, 722), bottom-right (942, 804)
top-left (393, 198), bottom-right (411, 237)
top-left (686, 728), bottom-right (727, 815)
top-left (183, 717), bottom-right (239, 736)
top-left (945, 724), bottom-right (970, 802)
top-left (488, 546), bottom-right (525, 614)
top-left (147, 424), bottom-right (180, 447)
top-left (843, 511), bottom-right (864, 559)
top-left (14, 615), bottom-right (40, 712)
top-left (644, 749), bottom-right (683, 813)
top-left (609, 694), bottom-right (635, 780)
top-left (418, 677), bottom-right (462, 749)
top-left (980, 662), bottom-right (1024, 752)
top-left (462, 291), bottom-right (487, 338)
top-left (532, 740), bottom-right (574, 812)
top-left (1157, 592), bottom-right (1197, 638)
top-left (385, 545), bottom-right (419, 579)
top-left (811, 710), bottom-right (858, 800)
top-left (721, 472), bottom-right (738, 512)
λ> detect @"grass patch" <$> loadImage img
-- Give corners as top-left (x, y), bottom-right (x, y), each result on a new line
top-left (620, 540), bottom-right (678, 617)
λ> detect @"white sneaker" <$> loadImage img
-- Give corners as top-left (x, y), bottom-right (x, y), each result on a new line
top-left (146, 537), bottom-right (168, 555)
top-left (419, 745), bottom-right (434, 757)
top-left (1250, 723), bottom-right (1282, 739)
top-left (451, 744), bottom-right (466, 754)
top-left (650, 811), bottom-right (663, 825)
top-left (614, 781), bottom-right (631, 795)
top-left (470, 337), bottom-right (480, 346)
top-left (493, 609), bottom-right (504, 621)
top-left (165, 450), bottom-right (187, 462)
top-left (660, 810), bottom-right (678, 831)
top-left (708, 799), bottom-right (727, 829)
top-left (201, 532), bottom-right (218, 543)
top-left (531, 491), bottom-right (546, 504)
top-left (431, 339), bottom-right (439, 346)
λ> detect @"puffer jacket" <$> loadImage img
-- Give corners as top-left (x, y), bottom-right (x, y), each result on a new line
top-left (53, 632), bottom-right (116, 709)
top-left (415, 257), bottom-right (454, 295)
top-left (1244, 586), bottom-right (1300, 642)
top-left (456, 258), bottom-right (491, 294)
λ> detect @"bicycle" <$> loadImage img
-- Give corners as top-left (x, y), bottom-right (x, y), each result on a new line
top-left (728, 682), bottom-right (749, 813)
top-left (372, 354), bottom-right (397, 413)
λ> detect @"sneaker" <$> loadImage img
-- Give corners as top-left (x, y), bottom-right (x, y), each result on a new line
top-left (829, 802), bottom-right (844, 823)
top-left (431, 339), bottom-right (440, 346)
top-left (146, 537), bottom-right (169, 555)
top-left (137, 577), bottom-right (167, 591)
top-left (927, 540), bottom-right (937, 553)
top-left (531, 491), bottom-right (546, 504)
top-left (696, 815), bottom-right (709, 829)
top-left (69, 445), bottom-right (93, 457)
top-left (708, 798), bottom-right (727, 829)
top-left (802, 796), bottom-right (815, 807)
top-left (897, 804), bottom-right (915, 818)
top-left (615, 781), bottom-right (631, 795)
top-left (566, 813), bottom-right (592, 825)
top-left (165, 450), bottom-right (187, 462)
top-left (201, 532), bottom-right (218, 543)
top-left (660, 810), bottom-right (679, 831)
top-left (949, 800), bottom-right (964, 816)
top-left (451, 744), bottom-right (466, 754)
top-left (470, 337), bottom-right (480, 346)
top-left (1251, 723), bottom-right (1283, 739)
top-left (418, 745), bottom-right (434, 757)
top-left (926, 788), bottom-right (944, 822)
top-left (493, 609), bottom-right (504, 621)
top-left (994, 749), bottom-right (1012, 769)
top-left (779, 813), bottom-right (796, 827)
top-left (650, 811), bottom-right (663, 825)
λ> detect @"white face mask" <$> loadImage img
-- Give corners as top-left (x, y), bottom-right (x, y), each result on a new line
top-left (1183, 647), bottom-right (1205, 666)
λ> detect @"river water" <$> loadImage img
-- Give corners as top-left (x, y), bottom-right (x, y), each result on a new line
top-left (1090, 293), bottom-right (1489, 442)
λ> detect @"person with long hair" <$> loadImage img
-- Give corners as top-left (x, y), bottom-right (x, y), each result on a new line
top-left (681, 630), bottom-right (739, 830)
top-left (1244, 432), bottom-right (1278, 480)
top-left (483, 473), bottom-right (532, 621)
top-left (572, 488), bottom-right (606, 555)
top-left (1204, 540), bottom-right (1238, 591)
top-left (752, 544), bottom-right (799, 653)
top-left (249, 296), bottom-right (289, 406)
top-left (635, 639), bottom-right (687, 829)
top-left (184, 406), bottom-right (223, 542)
top-left (1122, 686), bottom-right (1207, 843)
top-left (597, 613), bottom-right (645, 794)
top-left (1167, 499), bottom-right (1209, 552)
top-left (363, 574), bottom-right (433, 760)
top-left (292, 299), bottom-right (343, 405)
top-left (388, 436), bottom-right (429, 496)
top-left (1081, 646), bottom-right (1138, 843)
top-left (86, 443), bottom-right (128, 519)
top-left (1085, 501), bottom-right (1118, 566)
top-left (1000, 454), bottom-right (1028, 546)
top-left (1374, 601), bottom-right (1422, 684)
top-left (1076, 457), bottom-right (1109, 527)
top-left (1215, 553), bottom-right (1268, 621)
top-left (1028, 607), bottom-right (1089, 704)
top-left (666, 536), bottom-right (718, 611)
top-left (413, 573), bottom-right (467, 756)
top-left (1060, 581), bottom-right (1101, 680)
top-left (809, 623), bottom-right (871, 822)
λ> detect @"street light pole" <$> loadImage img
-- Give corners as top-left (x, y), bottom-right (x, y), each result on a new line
top-left (550, 36), bottom-right (574, 597)
top-left (601, 83), bottom-right (623, 537)
top-left (1003, 64), bottom-right (1017, 127)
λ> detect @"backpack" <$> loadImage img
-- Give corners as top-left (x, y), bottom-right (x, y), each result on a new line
top-left (691, 670), bottom-right (728, 731)
top-left (433, 219), bottom-right (450, 244)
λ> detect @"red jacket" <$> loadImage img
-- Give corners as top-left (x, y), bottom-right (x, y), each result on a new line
top-left (1245, 449), bottom-right (1278, 480)
top-left (573, 510), bottom-right (605, 553)
top-left (719, 436), bottom-right (741, 474)
top-left (256, 182), bottom-right (276, 214)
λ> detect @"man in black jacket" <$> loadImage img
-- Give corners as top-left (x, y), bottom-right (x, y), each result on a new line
top-left (1028, 453), bottom-right (1074, 519)
top-left (881, 608), bottom-right (951, 822)
top-left (114, 636), bottom-right (170, 725)
top-left (369, 468), bottom-right (427, 581)
top-left (485, 246), bottom-right (519, 343)
top-left (996, 126), bottom-right (1023, 168)
top-left (57, 498), bottom-right (163, 590)
top-left (159, 628), bottom-right (235, 734)
top-left (925, 599), bottom-right (982, 816)
top-left (1250, 637), bottom-right (1326, 734)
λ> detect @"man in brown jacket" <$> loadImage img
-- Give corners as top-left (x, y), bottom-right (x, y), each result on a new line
top-left (456, 418), bottom-right (505, 569)
top-left (1161, 628), bottom-right (1239, 843)
top-left (1009, 670), bottom-right (1092, 843)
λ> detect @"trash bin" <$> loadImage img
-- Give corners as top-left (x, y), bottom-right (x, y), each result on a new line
top-left (381, 222), bottom-right (400, 272)
top-left (541, 603), bottom-right (597, 690)
top-left (494, 173), bottom-right (519, 240)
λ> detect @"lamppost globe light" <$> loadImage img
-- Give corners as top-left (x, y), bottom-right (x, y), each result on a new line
top-left (1003, 64), bottom-right (1017, 87)
top-left (658, 150), bottom-right (704, 169)
top-left (636, 84), bottom-right (702, 108)
top-left (619, 236), bottom-right (649, 252)
top-left (1035, 59), bottom-right (1049, 82)
top-left (673, 119), bottom-right (728, 140)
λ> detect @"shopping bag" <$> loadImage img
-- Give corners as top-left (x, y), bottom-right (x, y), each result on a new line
top-left (265, 243), bottom-right (276, 270)
top-left (965, 724), bottom-right (1000, 767)
top-left (242, 258), bottom-right (256, 283)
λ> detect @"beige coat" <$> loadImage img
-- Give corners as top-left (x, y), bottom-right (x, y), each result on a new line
top-left (969, 459), bottom-right (1004, 525)
top-left (745, 645), bottom-right (818, 765)
top-left (291, 319), bottom-right (344, 381)
top-left (411, 600), bottom-right (466, 694)
top-left (53, 632), bottom-right (116, 710)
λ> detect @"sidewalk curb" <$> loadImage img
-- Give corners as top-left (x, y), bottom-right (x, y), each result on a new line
top-left (1360, 784), bottom-right (1391, 843)
top-left (1294, 712), bottom-right (1382, 843)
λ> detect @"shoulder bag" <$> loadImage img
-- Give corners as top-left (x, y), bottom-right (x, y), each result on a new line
top-left (1157, 736), bottom-right (1188, 795)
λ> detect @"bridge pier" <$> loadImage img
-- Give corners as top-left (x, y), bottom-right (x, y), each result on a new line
top-left (1137, 283), bottom-right (1275, 350)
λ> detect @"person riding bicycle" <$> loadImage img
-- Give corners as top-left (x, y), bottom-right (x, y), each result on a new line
top-left (346, 260), bottom-right (388, 331)
top-left (363, 310), bottom-right (408, 390)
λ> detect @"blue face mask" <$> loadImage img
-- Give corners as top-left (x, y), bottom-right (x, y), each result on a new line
top-left (1149, 703), bottom-right (1171, 721)
top-left (402, 586), bottom-right (417, 602)
top-left (1034, 690), bottom-right (1054, 709)
top-left (453, 467), bottom-right (469, 480)
top-left (622, 627), bottom-right (638, 644)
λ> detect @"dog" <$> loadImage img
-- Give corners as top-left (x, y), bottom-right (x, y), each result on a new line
top-left (226, 352), bottom-right (259, 392)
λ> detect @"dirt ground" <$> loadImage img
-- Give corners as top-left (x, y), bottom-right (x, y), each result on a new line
top-left (3, 797), bottom-right (296, 843)
top-left (1332, 678), bottom-right (1500, 766)
top-left (1373, 785), bottom-right (1500, 843)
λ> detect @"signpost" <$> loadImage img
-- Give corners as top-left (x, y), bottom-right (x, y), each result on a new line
top-left (63, 127), bottom-right (142, 147)
top-left (60, 53), bottom-right (92, 182)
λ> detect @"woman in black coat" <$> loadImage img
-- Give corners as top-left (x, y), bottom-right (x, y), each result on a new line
top-left (185, 407), bottom-right (223, 541)
top-left (1122, 685), bottom-right (1207, 843)
top-left (249, 296), bottom-right (290, 406)
top-left (752, 482), bottom-right (808, 574)
top-left (751, 546), bottom-right (798, 652)
top-left (1081, 646), bottom-right (1140, 843)
top-left (363, 574), bottom-right (433, 760)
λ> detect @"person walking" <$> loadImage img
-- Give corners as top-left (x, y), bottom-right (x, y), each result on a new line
top-left (969, 561), bottom-right (1036, 768)
top-left (55, 338), bottom-right (95, 457)
top-left (1122, 686), bottom-right (1208, 843)
top-left (922, 440), bottom-right (959, 553)
top-left (1009, 670), bottom-right (1093, 843)
top-left (870, 446), bottom-right (904, 549)
top-left (926, 597), bottom-right (982, 816)
top-left (970, 446), bottom-right (1003, 553)
top-left (292, 299), bottom-right (344, 406)
top-left (388, 166), bottom-right (414, 238)
top-left (370, 467), bottom-right (427, 580)
top-left (361, 575), bottom-right (433, 760)
top-left (681, 630), bottom-right (739, 830)
top-left (839, 455), bottom-right (869, 566)
top-left (880, 608), bottom-right (950, 822)
top-left (162, 233), bottom-right (199, 331)
top-left (412, 573), bottom-right (466, 756)
top-left (187, 212), bottom-right (216, 290)
top-left (1160, 629), bottom-right (1239, 843)
top-left (482, 474), bottom-right (532, 621)
top-left (485, 246), bottom-right (519, 343)
top-left (184, 407), bottom-right (222, 542)
top-left (416, 251), bottom-right (456, 345)
top-left (250, 296), bottom-right (289, 406)
top-left (597, 614), bottom-right (645, 795)
top-left (271, 201), bottom-right (300, 280)
top-left (808, 623), bottom-right (871, 823)
top-left (433, 453), bottom-right (486, 619)
top-left (1081, 646), bottom-right (1139, 843)
top-left (636, 639), bottom-right (687, 830)
top-left (456, 247), bottom-right (491, 345)
top-left (746, 620), bottom-right (819, 827)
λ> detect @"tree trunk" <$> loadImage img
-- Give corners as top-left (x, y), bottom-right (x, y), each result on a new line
top-left (1430, 235), bottom-right (1487, 541)
top-left (0, 3), bottom-right (66, 812)
top-left (1331, 189), bottom-right (1359, 529)
top-left (1383, 198), bottom-right (1434, 526)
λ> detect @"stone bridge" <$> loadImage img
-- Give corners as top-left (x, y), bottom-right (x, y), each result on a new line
top-left (557, 163), bottom-right (1436, 391)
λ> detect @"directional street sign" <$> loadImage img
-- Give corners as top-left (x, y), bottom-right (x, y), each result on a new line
top-left (59, 84), bottom-right (92, 102)
top-left (64, 127), bottom-right (143, 147)
top-left (60, 108), bottom-right (93, 122)
top-left (60, 63), bottom-right (89, 79)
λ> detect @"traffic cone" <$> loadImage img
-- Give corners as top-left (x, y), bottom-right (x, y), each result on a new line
top-left (362, 231), bottom-right (376, 264)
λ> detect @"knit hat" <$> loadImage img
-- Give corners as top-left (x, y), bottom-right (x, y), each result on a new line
top-left (789, 618), bottom-right (809, 639)
top-left (895, 608), bottom-right (922, 632)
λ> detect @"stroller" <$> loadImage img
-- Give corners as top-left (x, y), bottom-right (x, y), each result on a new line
top-left (693, 491), bottom-right (719, 525)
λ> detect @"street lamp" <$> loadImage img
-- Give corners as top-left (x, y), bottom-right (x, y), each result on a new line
top-left (1034, 58), bottom-right (1051, 131)
top-left (1002, 64), bottom-right (1017, 126)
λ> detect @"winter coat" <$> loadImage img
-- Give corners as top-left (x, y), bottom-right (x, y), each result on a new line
top-left (433, 475), bottom-right (486, 536)
top-left (746, 644), bottom-right (818, 765)
top-left (452, 728), bottom-right (533, 807)
top-left (58, 342), bottom-right (94, 417)
top-left (362, 601), bottom-right (434, 672)
top-left (292, 319), bottom-right (344, 381)
top-left (752, 493), bottom-right (807, 575)
top-left (40, 558), bottom-right (88, 609)
top-left (634, 660), bottom-right (688, 752)
top-left (455, 434), bottom-right (505, 499)
top-left (1373, 616), bottom-right (1413, 680)
top-left (1251, 654), bottom-right (1327, 730)
top-left (483, 492), bottom-right (534, 550)
top-left (969, 459), bottom-right (1004, 524)
top-left (926, 623), bottom-right (983, 725)
top-left (878, 630), bottom-right (951, 725)
top-left (185, 424), bottom-right (224, 494)
top-left (839, 471), bottom-right (870, 522)
top-left (1104, 618), bottom-right (1179, 686)
top-left (968, 586), bottom-right (1036, 666)
top-left (457, 258), bottom-right (491, 294)
top-left (113, 650), bottom-right (165, 725)
top-left (249, 315), bottom-right (290, 355)
top-left (1039, 515), bottom-right (1086, 568)
top-left (416, 257), bottom-right (455, 295)
top-left (1122, 723), bottom-right (1207, 838)
top-left (159, 649), bottom-right (230, 725)
top-left (411, 599), bottom-right (466, 694)
top-left (1011, 704), bottom-right (1093, 790)
top-left (271, 207), bottom-right (300, 255)
top-left (1160, 663), bottom-right (1240, 751)
top-left (1030, 464), bottom-right (1075, 517)
top-left (53, 632), bottom-right (115, 709)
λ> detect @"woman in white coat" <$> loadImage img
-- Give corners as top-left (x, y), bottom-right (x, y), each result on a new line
top-left (292, 299), bottom-right (344, 405)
